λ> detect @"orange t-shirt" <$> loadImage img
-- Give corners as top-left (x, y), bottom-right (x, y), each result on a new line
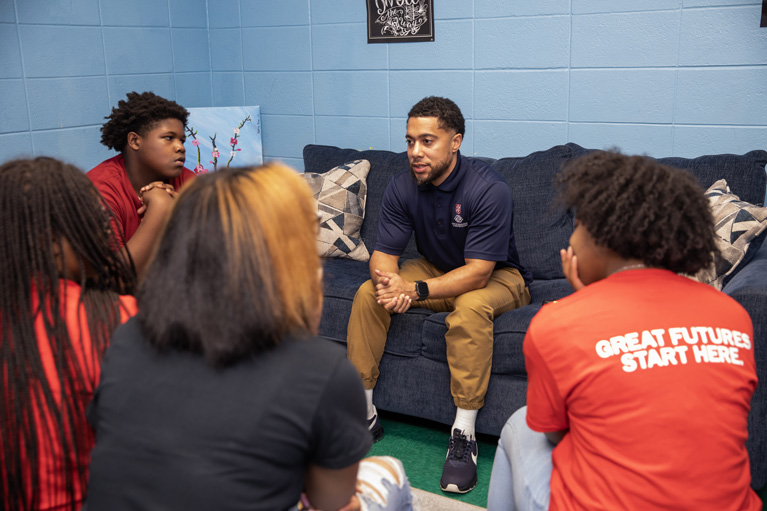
top-left (525, 269), bottom-right (761, 511)
top-left (29, 280), bottom-right (137, 510)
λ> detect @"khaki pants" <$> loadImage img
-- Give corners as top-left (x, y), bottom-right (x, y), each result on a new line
top-left (347, 258), bottom-right (531, 410)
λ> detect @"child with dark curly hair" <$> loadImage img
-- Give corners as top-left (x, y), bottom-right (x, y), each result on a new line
top-left (487, 151), bottom-right (761, 511)
top-left (87, 91), bottom-right (195, 276)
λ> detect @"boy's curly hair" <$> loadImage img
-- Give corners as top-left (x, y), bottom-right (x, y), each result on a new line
top-left (408, 96), bottom-right (465, 136)
top-left (556, 150), bottom-right (717, 275)
top-left (100, 91), bottom-right (189, 152)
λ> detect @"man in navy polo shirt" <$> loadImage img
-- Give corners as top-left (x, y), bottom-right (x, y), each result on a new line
top-left (346, 96), bottom-right (532, 494)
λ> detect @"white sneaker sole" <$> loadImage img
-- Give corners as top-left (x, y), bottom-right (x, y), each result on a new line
top-left (440, 479), bottom-right (477, 494)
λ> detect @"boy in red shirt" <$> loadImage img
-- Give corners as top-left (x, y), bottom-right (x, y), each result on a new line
top-left (88, 91), bottom-right (195, 276)
top-left (487, 151), bottom-right (761, 511)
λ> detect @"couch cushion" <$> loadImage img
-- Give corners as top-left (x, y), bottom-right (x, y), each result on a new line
top-left (696, 179), bottom-right (767, 290)
top-left (491, 144), bottom-right (587, 280)
top-left (304, 145), bottom-right (418, 259)
top-left (304, 159), bottom-right (371, 262)
top-left (527, 279), bottom-right (574, 303)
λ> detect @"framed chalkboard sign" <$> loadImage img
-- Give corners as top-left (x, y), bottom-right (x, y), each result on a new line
top-left (367, 0), bottom-right (434, 43)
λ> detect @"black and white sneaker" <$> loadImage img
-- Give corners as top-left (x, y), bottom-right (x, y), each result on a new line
top-left (367, 414), bottom-right (384, 443)
top-left (440, 428), bottom-right (478, 493)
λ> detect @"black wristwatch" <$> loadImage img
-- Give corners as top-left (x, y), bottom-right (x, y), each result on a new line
top-left (415, 280), bottom-right (429, 300)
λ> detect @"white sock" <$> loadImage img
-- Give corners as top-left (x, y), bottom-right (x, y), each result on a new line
top-left (365, 389), bottom-right (377, 420)
top-left (451, 408), bottom-right (478, 439)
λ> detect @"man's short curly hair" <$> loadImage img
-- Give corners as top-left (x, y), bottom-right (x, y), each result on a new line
top-left (556, 150), bottom-right (717, 275)
top-left (100, 91), bottom-right (189, 152)
top-left (408, 96), bottom-right (465, 136)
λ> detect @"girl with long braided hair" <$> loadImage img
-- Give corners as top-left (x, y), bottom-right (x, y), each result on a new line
top-left (0, 157), bottom-right (138, 511)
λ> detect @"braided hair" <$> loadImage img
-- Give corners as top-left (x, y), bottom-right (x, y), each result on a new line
top-left (0, 157), bottom-right (136, 511)
top-left (100, 91), bottom-right (189, 152)
top-left (556, 150), bottom-right (717, 275)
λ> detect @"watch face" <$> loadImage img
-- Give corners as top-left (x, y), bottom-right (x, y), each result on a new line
top-left (417, 281), bottom-right (429, 298)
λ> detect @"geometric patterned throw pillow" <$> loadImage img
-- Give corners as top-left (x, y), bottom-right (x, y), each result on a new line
top-left (695, 179), bottom-right (767, 290)
top-left (302, 159), bottom-right (371, 262)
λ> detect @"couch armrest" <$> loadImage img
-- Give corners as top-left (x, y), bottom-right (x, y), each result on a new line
top-left (723, 241), bottom-right (767, 490)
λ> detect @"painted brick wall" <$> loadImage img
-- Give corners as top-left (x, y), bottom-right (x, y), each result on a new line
top-left (0, 0), bottom-right (214, 171)
top-left (1, 0), bottom-right (766, 174)
top-left (255, 0), bottom-right (767, 169)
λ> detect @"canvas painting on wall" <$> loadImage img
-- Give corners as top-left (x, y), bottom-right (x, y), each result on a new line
top-left (183, 106), bottom-right (262, 174)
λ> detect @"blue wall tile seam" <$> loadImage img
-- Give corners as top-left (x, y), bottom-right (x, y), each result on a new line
top-left (569, 121), bottom-right (766, 127)
top-left (566, 0), bottom-right (573, 142)
top-left (14, 124), bottom-right (105, 134)
top-left (681, 4), bottom-right (764, 11)
top-left (474, 120), bottom-right (571, 124)
top-left (312, 114), bottom-right (394, 120)
top-left (570, 65), bottom-right (767, 70)
top-left (569, 9), bottom-right (694, 17)
top-left (14, 22), bottom-right (118, 28)
top-left (12, 0), bottom-right (35, 155)
top-left (237, 0), bottom-right (247, 107)
top-left (313, 68), bottom-right (402, 72)
top-left (205, 0), bottom-right (214, 101)
top-left (386, 27), bottom-right (392, 152)
top-left (262, 113), bottom-right (315, 118)
top-left (176, 70), bottom-right (217, 75)
top-left (572, 5), bottom-right (762, 16)
top-left (464, 66), bottom-right (572, 74)
top-left (671, 6), bottom-right (684, 153)
top-left (241, 23), bottom-right (311, 28)
top-left (98, 72), bottom-right (181, 78)
top-left (96, 0), bottom-right (114, 121)
top-left (242, 70), bottom-right (310, 74)
top-left (474, 67), bottom-right (571, 71)
top-left (86, 24), bottom-right (178, 29)
top-left (474, 14), bottom-right (571, 21)
top-left (470, 12), bottom-right (475, 157)
top-left (308, 0), bottom-right (316, 147)
top-left (385, 7), bottom-right (392, 152)
top-left (166, 1), bottom-right (179, 102)
top-left (0, 129), bottom-right (33, 136)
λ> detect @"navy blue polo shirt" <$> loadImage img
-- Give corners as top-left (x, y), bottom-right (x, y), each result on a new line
top-left (375, 152), bottom-right (531, 286)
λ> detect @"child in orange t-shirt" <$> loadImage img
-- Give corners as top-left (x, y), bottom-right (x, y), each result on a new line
top-left (0, 158), bottom-right (138, 511)
top-left (487, 151), bottom-right (761, 511)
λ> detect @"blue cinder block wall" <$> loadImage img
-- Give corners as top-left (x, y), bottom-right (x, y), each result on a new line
top-left (1, 0), bottom-right (766, 173)
top-left (0, 0), bottom-right (213, 170)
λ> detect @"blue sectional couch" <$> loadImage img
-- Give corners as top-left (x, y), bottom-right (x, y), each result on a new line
top-left (303, 142), bottom-right (767, 489)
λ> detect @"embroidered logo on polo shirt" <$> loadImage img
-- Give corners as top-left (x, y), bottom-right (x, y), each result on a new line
top-left (452, 203), bottom-right (467, 228)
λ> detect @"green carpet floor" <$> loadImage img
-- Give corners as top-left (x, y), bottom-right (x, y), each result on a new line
top-left (368, 410), bottom-right (767, 510)
top-left (367, 411), bottom-right (497, 508)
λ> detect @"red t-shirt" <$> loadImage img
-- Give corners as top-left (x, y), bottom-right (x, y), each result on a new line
top-left (525, 269), bottom-right (761, 511)
top-left (30, 280), bottom-right (137, 510)
top-left (87, 155), bottom-right (195, 246)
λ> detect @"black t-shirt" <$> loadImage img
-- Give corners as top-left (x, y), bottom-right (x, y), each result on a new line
top-left (86, 317), bottom-right (371, 511)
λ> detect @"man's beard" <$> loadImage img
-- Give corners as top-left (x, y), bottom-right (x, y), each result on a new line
top-left (409, 157), bottom-right (451, 186)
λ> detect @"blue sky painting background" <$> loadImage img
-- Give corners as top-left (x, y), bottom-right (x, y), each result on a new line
top-left (184, 106), bottom-right (262, 172)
